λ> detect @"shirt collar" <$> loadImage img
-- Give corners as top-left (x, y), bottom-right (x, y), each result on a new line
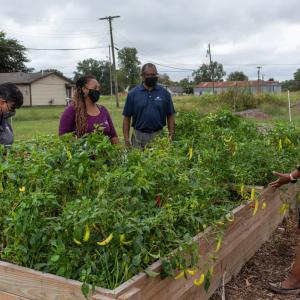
top-left (138, 83), bottom-right (159, 91)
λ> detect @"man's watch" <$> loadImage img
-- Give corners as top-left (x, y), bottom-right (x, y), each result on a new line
top-left (290, 173), bottom-right (298, 183)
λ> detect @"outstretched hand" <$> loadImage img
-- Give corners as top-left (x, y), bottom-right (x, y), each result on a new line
top-left (269, 171), bottom-right (290, 188)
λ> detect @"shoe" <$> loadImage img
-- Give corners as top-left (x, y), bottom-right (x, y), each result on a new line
top-left (268, 282), bottom-right (300, 295)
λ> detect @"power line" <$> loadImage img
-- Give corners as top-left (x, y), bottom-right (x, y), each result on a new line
top-left (0, 45), bottom-right (108, 51)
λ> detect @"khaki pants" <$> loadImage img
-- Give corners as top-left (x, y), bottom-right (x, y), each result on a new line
top-left (131, 129), bottom-right (162, 150)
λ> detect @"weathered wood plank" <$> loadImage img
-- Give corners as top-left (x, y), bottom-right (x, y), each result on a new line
top-left (0, 291), bottom-right (30, 300)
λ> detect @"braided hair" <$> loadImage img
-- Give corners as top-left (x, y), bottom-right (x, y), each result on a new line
top-left (73, 75), bottom-right (96, 137)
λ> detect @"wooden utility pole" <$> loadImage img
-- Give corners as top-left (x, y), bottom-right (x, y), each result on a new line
top-left (99, 16), bottom-right (120, 107)
top-left (257, 66), bottom-right (262, 94)
top-left (207, 43), bottom-right (215, 94)
top-left (108, 45), bottom-right (113, 97)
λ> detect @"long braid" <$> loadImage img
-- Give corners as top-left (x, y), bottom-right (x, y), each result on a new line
top-left (72, 75), bottom-right (95, 137)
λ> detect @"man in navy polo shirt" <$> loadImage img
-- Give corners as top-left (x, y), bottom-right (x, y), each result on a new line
top-left (122, 63), bottom-right (175, 149)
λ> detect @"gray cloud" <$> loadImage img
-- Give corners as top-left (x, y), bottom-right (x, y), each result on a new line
top-left (0, 0), bottom-right (299, 81)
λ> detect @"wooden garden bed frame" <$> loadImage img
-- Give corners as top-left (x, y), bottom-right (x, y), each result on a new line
top-left (0, 184), bottom-right (298, 300)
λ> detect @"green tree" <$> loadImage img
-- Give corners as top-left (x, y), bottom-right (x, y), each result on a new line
top-left (179, 78), bottom-right (193, 94)
top-left (40, 69), bottom-right (64, 77)
top-left (117, 47), bottom-right (141, 90)
top-left (74, 59), bottom-right (112, 95)
top-left (0, 31), bottom-right (32, 72)
top-left (192, 61), bottom-right (226, 84)
top-left (227, 71), bottom-right (248, 81)
top-left (158, 73), bottom-right (171, 86)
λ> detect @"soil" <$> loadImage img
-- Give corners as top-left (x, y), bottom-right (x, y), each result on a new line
top-left (210, 212), bottom-right (300, 300)
top-left (235, 109), bottom-right (269, 120)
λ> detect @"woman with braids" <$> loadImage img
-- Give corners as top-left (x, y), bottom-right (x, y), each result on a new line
top-left (59, 75), bottom-right (119, 144)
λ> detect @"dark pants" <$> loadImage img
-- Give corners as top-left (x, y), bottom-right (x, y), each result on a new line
top-left (131, 129), bottom-right (162, 149)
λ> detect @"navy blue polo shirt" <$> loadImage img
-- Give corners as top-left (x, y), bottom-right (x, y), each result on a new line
top-left (123, 84), bottom-right (175, 131)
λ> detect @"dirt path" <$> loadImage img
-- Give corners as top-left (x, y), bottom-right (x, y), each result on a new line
top-left (210, 212), bottom-right (300, 300)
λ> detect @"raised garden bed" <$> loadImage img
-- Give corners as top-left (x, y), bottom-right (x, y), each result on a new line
top-left (0, 184), bottom-right (297, 300)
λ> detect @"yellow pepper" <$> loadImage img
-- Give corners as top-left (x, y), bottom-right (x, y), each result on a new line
top-left (188, 147), bottom-right (193, 160)
top-left (120, 234), bottom-right (132, 246)
top-left (250, 187), bottom-right (255, 201)
top-left (97, 233), bottom-right (113, 246)
top-left (194, 273), bottom-right (205, 286)
top-left (215, 237), bottom-right (222, 253)
top-left (66, 150), bottom-right (72, 160)
top-left (278, 139), bottom-right (282, 151)
top-left (83, 225), bottom-right (90, 242)
top-left (252, 199), bottom-right (259, 216)
top-left (73, 238), bottom-right (82, 245)
top-left (262, 202), bottom-right (267, 210)
top-left (186, 269), bottom-right (197, 276)
top-left (175, 270), bottom-right (185, 280)
top-left (240, 184), bottom-right (245, 198)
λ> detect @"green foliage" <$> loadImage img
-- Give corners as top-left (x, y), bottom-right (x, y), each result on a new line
top-left (193, 61), bottom-right (226, 84)
top-left (74, 59), bottom-right (112, 95)
top-left (117, 47), bottom-right (141, 90)
top-left (0, 31), bottom-right (32, 73)
top-left (1, 110), bottom-right (299, 294)
top-left (227, 71), bottom-right (248, 81)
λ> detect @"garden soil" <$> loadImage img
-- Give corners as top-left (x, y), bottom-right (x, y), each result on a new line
top-left (210, 212), bottom-right (300, 300)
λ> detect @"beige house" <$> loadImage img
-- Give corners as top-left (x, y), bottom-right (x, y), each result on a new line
top-left (0, 72), bottom-right (74, 106)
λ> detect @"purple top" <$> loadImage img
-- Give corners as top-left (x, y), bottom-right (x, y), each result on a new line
top-left (59, 104), bottom-right (118, 138)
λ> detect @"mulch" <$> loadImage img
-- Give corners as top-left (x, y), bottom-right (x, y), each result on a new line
top-left (210, 212), bottom-right (300, 300)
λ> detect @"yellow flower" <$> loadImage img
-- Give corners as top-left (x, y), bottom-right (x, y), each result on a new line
top-left (194, 273), bottom-right (205, 286)
top-left (19, 186), bottom-right (26, 192)
top-left (175, 271), bottom-right (185, 280)
top-left (83, 225), bottom-right (90, 242)
top-left (97, 233), bottom-right (113, 246)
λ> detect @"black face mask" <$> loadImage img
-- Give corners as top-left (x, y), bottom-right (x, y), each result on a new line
top-left (88, 89), bottom-right (101, 102)
top-left (144, 76), bottom-right (158, 87)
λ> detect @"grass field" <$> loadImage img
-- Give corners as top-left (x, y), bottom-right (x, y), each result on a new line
top-left (11, 92), bottom-right (300, 142)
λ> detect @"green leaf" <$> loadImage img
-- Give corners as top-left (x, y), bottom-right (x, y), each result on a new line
top-left (145, 269), bottom-right (160, 277)
top-left (50, 255), bottom-right (60, 262)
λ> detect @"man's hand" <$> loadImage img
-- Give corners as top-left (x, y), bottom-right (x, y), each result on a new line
top-left (124, 139), bottom-right (132, 149)
top-left (269, 171), bottom-right (291, 188)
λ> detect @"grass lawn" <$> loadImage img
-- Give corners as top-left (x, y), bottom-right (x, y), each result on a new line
top-left (11, 92), bottom-right (300, 142)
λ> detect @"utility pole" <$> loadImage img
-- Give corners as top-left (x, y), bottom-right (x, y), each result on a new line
top-left (207, 43), bottom-right (214, 94)
top-left (108, 45), bottom-right (113, 97)
top-left (257, 66), bottom-right (262, 94)
top-left (99, 16), bottom-right (120, 107)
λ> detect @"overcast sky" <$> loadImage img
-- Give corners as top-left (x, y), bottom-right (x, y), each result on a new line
top-left (1, 0), bottom-right (300, 81)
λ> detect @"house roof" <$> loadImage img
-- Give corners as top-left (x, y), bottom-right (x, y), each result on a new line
top-left (195, 80), bottom-right (280, 89)
top-left (0, 72), bottom-right (74, 85)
